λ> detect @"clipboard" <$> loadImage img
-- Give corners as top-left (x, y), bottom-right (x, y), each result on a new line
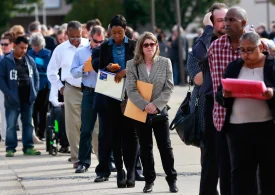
top-left (221, 78), bottom-right (267, 100)
top-left (95, 70), bottom-right (125, 101)
top-left (124, 80), bottom-right (153, 123)
top-left (83, 56), bottom-right (93, 72)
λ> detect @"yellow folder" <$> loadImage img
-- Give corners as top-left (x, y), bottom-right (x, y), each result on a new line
top-left (83, 56), bottom-right (93, 72)
top-left (124, 80), bottom-right (153, 123)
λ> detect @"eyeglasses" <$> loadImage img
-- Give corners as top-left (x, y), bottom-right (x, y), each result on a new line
top-left (224, 17), bottom-right (241, 23)
top-left (239, 45), bottom-right (259, 54)
top-left (143, 43), bottom-right (156, 48)
top-left (1, 43), bottom-right (9, 47)
top-left (92, 38), bottom-right (104, 44)
top-left (69, 37), bottom-right (81, 41)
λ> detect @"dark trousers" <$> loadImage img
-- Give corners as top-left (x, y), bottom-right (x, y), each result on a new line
top-left (78, 89), bottom-right (97, 167)
top-left (95, 95), bottom-right (138, 177)
top-left (199, 96), bottom-right (219, 195)
top-left (33, 88), bottom-right (49, 139)
top-left (227, 121), bottom-right (275, 195)
top-left (51, 106), bottom-right (69, 147)
top-left (136, 119), bottom-right (177, 184)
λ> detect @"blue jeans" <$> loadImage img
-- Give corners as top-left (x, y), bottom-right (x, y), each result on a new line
top-left (5, 102), bottom-right (34, 152)
top-left (78, 89), bottom-right (97, 167)
top-left (172, 61), bottom-right (180, 85)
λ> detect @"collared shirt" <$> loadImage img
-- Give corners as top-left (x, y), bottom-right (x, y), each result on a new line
top-left (208, 35), bottom-right (241, 131)
top-left (70, 45), bottom-right (97, 88)
top-left (108, 36), bottom-right (128, 70)
top-left (49, 84), bottom-right (62, 107)
top-left (47, 38), bottom-right (89, 90)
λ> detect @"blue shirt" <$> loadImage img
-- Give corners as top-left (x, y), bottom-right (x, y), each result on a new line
top-left (70, 45), bottom-right (97, 88)
top-left (108, 37), bottom-right (128, 70)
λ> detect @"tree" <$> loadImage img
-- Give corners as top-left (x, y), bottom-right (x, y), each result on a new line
top-left (0, 0), bottom-right (41, 33)
top-left (65, 0), bottom-right (124, 27)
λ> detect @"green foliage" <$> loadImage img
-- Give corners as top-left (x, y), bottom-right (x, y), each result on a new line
top-left (65, 0), bottom-right (124, 28)
top-left (0, 0), bottom-right (41, 33)
top-left (65, 0), bottom-right (240, 30)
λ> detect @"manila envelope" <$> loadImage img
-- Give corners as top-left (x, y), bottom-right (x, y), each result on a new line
top-left (124, 80), bottom-right (153, 123)
top-left (83, 56), bottom-right (93, 72)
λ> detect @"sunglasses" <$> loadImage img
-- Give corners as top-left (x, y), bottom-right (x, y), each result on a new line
top-left (143, 43), bottom-right (156, 48)
top-left (69, 37), bottom-right (81, 41)
top-left (93, 38), bottom-right (104, 44)
top-left (1, 43), bottom-right (9, 47)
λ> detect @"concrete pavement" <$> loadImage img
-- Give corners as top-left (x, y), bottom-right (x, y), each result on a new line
top-left (0, 86), bottom-right (202, 195)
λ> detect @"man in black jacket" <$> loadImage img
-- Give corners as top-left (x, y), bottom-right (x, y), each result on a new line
top-left (192, 3), bottom-right (228, 195)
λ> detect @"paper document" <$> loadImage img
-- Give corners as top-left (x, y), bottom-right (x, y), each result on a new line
top-left (124, 80), bottom-right (153, 123)
top-left (83, 56), bottom-right (93, 72)
top-left (221, 78), bottom-right (267, 100)
top-left (95, 70), bottom-right (124, 101)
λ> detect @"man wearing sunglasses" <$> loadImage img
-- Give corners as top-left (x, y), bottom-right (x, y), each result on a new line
top-left (70, 25), bottom-right (105, 173)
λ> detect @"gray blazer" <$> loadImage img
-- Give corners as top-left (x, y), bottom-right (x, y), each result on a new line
top-left (126, 56), bottom-right (174, 112)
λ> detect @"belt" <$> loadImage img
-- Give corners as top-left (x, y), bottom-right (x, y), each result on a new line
top-left (82, 85), bottom-right (95, 92)
top-left (65, 81), bottom-right (82, 91)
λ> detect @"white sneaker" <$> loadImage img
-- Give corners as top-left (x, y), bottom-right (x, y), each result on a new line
top-left (33, 135), bottom-right (43, 144)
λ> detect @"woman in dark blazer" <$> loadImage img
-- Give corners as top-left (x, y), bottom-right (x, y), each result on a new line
top-left (216, 32), bottom-right (275, 195)
top-left (126, 32), bottom-right (178, 193)
top-left (94, 15), bottom-right (138, 188)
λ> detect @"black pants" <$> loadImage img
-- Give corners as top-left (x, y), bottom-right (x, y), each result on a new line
top-left (199, 96), bottom-right (231, 195)
top-left (51, 106), bottom-right (69, 147)
top-left (199, 96), bottom-right (219, 195)
top-left (227, 121), bottom-right (275, 195)
top-left (136, 119), bottom-right (177, 184)
top-left (33, 88), bottom-right (49, 139)
top-left (95, 95), bottom-right (138, 177)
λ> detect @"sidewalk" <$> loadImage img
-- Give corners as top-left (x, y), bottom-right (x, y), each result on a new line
top-left (0, 86), bottom-right (202, 195)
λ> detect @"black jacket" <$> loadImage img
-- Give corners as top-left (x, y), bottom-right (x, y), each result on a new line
top-left (99, 38), bottom-right (136, 70)
top-left (216, 55), bottom-right (275, 125)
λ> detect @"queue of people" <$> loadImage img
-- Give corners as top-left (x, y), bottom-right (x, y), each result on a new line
top-left (0, 3), bottom-right (275, 194)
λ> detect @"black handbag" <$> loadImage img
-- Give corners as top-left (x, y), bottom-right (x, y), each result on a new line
top-left (169, 84), bottom-right (200, 147)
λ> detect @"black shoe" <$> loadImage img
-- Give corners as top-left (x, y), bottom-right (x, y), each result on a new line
top-left (75, 165), bottom-right (88, 173)
top-left (117, 169), bottom-right (126, 188)
top-left (135, 171), bottom-right (145, 181)
top-left (143, 182), bottom-right (154, 193)
top-left (168, 182), bottom-right (178, 193)
top-left (59, 147), bottom-right (70, 153)
top-left (109, 162), bottom-right (117, 172)
top-left (68, 158), bottom-right (71, 162)
top-left (94, 176), bottom-right (109, 182)
top-left (126, 171), bottom-right (135, 188)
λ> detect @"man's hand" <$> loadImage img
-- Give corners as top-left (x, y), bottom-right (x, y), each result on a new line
top-left (194, 72), bottom-right (203, 86)
top-left (60, 87), bottom-right (65, 95)
top-left (203, 12), bottom-right (213, 27)
top-left (145, 103), bottom-right (157, 114)
top-left (106, 63), bottom-right (121, 72)
top-left (263, 88), bottom-right (274, 100)
top-left (114, 69), bottom-right (126, 83)
top-left (222, 89), bottom-right (232, 98)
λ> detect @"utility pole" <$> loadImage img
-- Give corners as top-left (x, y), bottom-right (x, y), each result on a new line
top-left (255, 0), bottom-right (270, 31)
top-left (175, 0), bottom-right (185, 85)
top-left (151, 0), bottom-right (156, 32)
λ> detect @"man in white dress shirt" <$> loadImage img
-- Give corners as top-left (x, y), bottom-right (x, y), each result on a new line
top-left (47, 21), bottom-right (89, 167)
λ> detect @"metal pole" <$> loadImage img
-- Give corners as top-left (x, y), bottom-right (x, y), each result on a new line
top-left (34, 3), bottom-right (39, 22)
top-left (267, 0), bottom-right (270, 31)
top-left (175, 0), bottom-right (185, 85)
top-left (151, 0), bottom-right (156, 32)
top-left (43, 5), bottom-right (47, 25)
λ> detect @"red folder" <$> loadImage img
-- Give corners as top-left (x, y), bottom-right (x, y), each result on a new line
top-left (221, 78), bottom-right (267, 100)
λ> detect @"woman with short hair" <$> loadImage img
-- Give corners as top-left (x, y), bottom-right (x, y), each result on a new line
top-left (216, 32), bottom-right (275, 195)
top-left (126, 32), bottom-right (178, 193)
top-left (28, 33), bottom-right (51, 140)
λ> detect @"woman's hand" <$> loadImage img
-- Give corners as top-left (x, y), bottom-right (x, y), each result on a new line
top-left (106, 63), bottom-right (121, 72)
top-left (145, 103), bottom-right (158, 114)
top-left (222, 89), bottom-right (232, 98)
top-left (194, 72), bottom-right (203, 86)
top-left (263, 88), bottom-right (274, 99)
top-left (114, 69), bottom-right (126, 83)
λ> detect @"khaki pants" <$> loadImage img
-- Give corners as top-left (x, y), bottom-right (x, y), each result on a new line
top-left (92, 119), bottom-right (99, 159)
top-left (64, 83), bottom-right (82, 163)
